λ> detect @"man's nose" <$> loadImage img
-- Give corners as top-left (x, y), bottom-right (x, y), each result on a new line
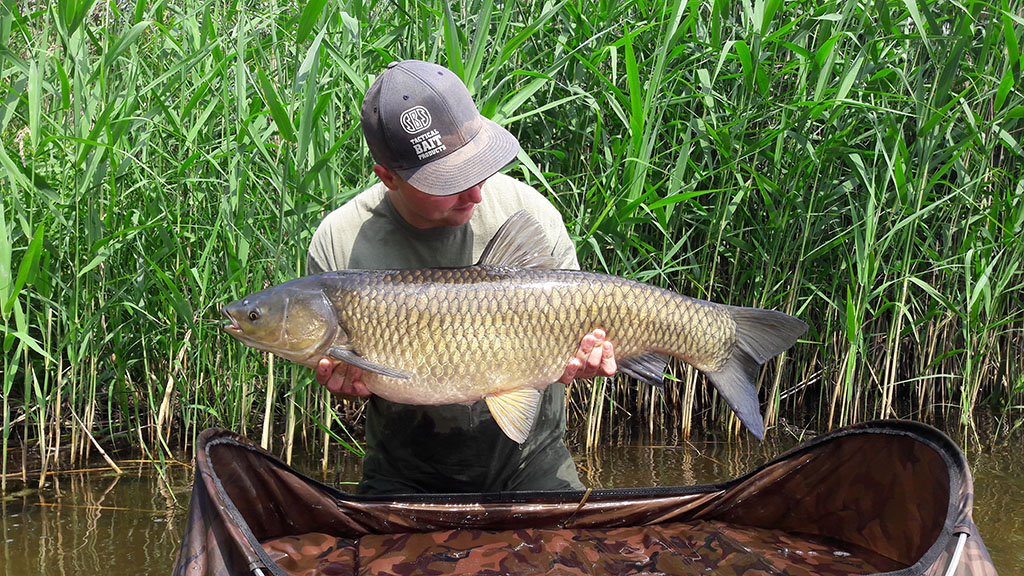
top-left (460, 183), bottom-right (483, 203)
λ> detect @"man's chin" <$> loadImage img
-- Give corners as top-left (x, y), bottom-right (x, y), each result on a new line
top-left (447, 205), bottom-right (476, 224)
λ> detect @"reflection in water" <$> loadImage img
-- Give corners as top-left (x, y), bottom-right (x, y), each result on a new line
top-left (969, 445), bottom-right (1024, 575)
top-left (575, 436), bottom-right (783, 489)
top-left (1, 465), bottom-right (192, 576)
top-left (1, 432), bottom-right (1021, 575)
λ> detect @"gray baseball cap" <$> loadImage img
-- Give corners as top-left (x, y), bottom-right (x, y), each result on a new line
top-left (360, 60), bottom-right (521, 196)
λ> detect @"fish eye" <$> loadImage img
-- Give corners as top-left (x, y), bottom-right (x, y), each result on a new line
top-left (248, 309), bottom-right (260, 321)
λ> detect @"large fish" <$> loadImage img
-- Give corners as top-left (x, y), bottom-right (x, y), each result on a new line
top-left (222, 210), bottom-right (807, 442)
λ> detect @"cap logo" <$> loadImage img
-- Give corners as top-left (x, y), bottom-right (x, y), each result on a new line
top-left (400, 106), bottom-right (432, 134)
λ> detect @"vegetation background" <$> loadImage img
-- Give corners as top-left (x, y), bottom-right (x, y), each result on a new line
top-left (1, 0), bottom-right (1022, 484)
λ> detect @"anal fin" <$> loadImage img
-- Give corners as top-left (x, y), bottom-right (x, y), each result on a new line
top-left (485, 388), bottom-right (542, 444)
top-left (619, 352), bottom-right (670, 388)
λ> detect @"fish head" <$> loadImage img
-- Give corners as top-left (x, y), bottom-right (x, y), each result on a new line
top-left (221, 281), bottom-right (339, 367)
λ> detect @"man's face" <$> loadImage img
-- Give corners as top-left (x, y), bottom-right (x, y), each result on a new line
top-left (377, 166), bottom-right (484, 229)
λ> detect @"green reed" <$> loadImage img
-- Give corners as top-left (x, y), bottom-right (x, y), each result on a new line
top-left (1, 0), bottom-right (1022, 485)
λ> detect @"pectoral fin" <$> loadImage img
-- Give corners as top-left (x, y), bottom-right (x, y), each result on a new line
top-left (326, 347), bottom-right (412, 380)
top-left (484, 388), bottom-right (542, 444)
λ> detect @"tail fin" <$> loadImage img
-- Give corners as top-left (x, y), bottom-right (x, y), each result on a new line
top-left (705, 307), bottom-right (808, 439)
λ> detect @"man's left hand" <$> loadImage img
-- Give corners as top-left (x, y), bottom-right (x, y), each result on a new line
top-left (559, 328), bottom-right (616, 384)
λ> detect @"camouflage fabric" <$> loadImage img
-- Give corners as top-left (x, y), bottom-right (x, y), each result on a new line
top-left (262, 533), bottom-right (355, 576)
top-left (172, 421), bottom-right (999, 576)
top-left (351, 520), bottom-right (903, 575)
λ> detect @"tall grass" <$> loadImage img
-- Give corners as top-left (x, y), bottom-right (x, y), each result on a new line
top-left (1, 0), bottom-right (1022, 484)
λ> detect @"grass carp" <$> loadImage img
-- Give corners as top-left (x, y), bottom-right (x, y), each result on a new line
top-left (222, 210), bottom-right (807, 442)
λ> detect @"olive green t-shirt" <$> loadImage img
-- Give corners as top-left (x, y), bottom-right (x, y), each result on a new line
top-left (307, 173), bottom-right (585, 495)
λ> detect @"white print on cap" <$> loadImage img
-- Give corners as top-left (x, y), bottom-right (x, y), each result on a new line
top-left (400, 106), bottom-right (432, 134)
top-left (410, 129), bottom-right (446, 160)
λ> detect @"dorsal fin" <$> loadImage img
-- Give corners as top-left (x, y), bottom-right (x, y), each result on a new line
top-left (477, 210), bottom-right (559, 269)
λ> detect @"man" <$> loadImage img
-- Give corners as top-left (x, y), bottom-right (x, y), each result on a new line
top-left (307, 60), bottom-right (616, 495)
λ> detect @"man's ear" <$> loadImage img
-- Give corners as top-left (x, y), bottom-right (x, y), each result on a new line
top-left (373, 165), bottom-right (400, 190)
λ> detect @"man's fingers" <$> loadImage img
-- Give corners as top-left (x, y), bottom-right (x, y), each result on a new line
top-left (600, 341), bottom-right (616, 375)
top-left (585, 342), bottom-right (603, 370)
top-left (349, 380), bottom-right (371, 396)
top-left (341, 364), bottom-right (370, 397)
top-left (316, 358), bottom-right (336, 386)
top-left (578, 333), bottom-right (597, 355)
top-left (326, 371), bottom-right (347, 394)
top-left (559, 358), bottom-right (582, 385)
top-left (560, 329), bottom-right (616, 383)
top-left (573, 332), bottom-right (618, 380)
top-left (582, 330), bottom-right (607, 370)
top-left (314, 358), bottom-right (371, 398)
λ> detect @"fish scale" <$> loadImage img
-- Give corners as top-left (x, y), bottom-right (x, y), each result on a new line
top-left (222, 210), bottom-right (807, 442)
top-left (328, 266), bottom-right (735, 411)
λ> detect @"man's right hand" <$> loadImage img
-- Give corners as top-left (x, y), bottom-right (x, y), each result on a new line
top-left (316, 358), bottom-right (371, 399)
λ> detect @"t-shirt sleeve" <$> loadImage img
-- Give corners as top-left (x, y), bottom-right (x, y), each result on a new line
top-left (306, 222), bottom-right (338, 275)
top-left (306, 187), bottom-right (380, 274)
top-left (548, 218), bottom-right (580, 271)
top-left (530, 186), bottom-right (580, 271)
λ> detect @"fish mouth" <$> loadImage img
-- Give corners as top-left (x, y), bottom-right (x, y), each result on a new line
top-left (221, 306), bottom-right (242, 334)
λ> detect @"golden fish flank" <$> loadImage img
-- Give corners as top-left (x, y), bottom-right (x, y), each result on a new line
top-left (222, 210), bottom-right (807, 443)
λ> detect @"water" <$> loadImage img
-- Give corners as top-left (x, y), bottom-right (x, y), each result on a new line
top-left (969, 444), bottom-right (1024, 573)
top-left (2, 433), bottom-right (1021, 574)
top-left (1, 465), bottom-right (192, 575)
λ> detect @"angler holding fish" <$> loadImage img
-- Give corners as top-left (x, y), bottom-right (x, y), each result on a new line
top-left (222, 60), bottom-right (807, 495)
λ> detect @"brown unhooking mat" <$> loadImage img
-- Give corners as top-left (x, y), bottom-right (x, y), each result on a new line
top-left (172, 421), bottom-right (998, 576)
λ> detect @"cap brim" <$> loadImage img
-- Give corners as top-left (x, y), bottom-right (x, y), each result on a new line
top-left (396, 118), bottom-right (520, 196)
